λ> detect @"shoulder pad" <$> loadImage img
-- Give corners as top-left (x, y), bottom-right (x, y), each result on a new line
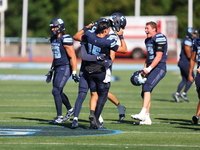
top-left (107, 34), bottom-right (118, 41)
top-left (62, 34), bottom-right (73, 44)
top-left (155, 33), bottom-right (167, 44)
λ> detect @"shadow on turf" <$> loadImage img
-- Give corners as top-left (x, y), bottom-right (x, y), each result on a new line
top-left (155, 117), bottom-right (192, 125)
top-left (155, 117), bottom-right (200, 131)
top-left (154, 98), bottom-right (189, 103)
top-left (153, 98), bottom-right (186, 103)
top-left (11, 117), bottom-right (89, 129)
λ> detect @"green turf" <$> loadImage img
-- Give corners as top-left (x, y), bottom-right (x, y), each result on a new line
top-left (0, 67), bottom-right (200, 150)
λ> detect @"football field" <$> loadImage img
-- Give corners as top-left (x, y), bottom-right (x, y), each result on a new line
top-left (0, 64), bottom-right (200, 150)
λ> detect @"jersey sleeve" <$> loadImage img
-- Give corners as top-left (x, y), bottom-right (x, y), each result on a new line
top-left (62, 34), bottom-right (74, 45)
top-left (154, 33), bottom-right (167, 52)
top-left (184, 38), bottom-right (192, 46)
top-left (107, 34), bottom-right (118, 51)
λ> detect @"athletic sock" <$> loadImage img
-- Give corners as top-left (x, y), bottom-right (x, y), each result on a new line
top-left (117, 103), bottom-right (125, 114)
top-left (90, 110), bottom-right (95, 116)
top-left (73, 117), bottom-right (78, 121)
top-left (139, 107), bottom-right (146, 115)
top-left (175, 92), bottom-right (179, 95)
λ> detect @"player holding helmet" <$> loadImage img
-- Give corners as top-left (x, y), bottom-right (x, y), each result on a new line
top-left (130, 21), bottom-right (168, 125)
top-left (47, 18), bottom-right (79, 124)
top-left (172, 28), bottom-right (197, 102)
top-left (188, 29), bottom-right (200, 125)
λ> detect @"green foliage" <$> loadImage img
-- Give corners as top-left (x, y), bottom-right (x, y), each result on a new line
top-left (4, 0), bottom-right (200, 38)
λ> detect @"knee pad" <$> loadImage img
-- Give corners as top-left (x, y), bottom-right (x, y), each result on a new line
top-left (52, 87), bottom-right (62, 95)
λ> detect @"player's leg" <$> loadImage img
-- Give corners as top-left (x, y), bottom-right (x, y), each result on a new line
top-left (50, 66), bottom-right (67, 124)
top-left (192, 74), bottom-right (200, 125)
top-left (134, 101), bottom-right (152, 125)
top-left (108, 92), bottom-right (126, 121)
top-left (131, 67), bottom-right (166, 123)
top-left (71, 75), bottom-right (89, 129)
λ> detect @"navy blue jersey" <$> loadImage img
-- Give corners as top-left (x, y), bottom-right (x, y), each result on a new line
top-left (50, 34), bottom-right (73, 66)
top-left (192, 37), bottom-right (200, 67)
top-left (179, 38), bottom-right (193, 62)
top-left (82, 31), bottom-right (118, 56)
top-left (145, 33), bottom-right (168, 65)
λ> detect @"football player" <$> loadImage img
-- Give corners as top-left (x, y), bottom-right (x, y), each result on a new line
top-left (131, 21), bottom-right (168, 125)
top-left (47, 18), bottom-right (79, 124)
top-left (71, 15), bottom-right (127, 129)
top-left (73, 13), bottom-right (127, 129)
top-left (188, 28), bottom-right (200, 125)
top-left (172, 28), bottom-right (197, 102)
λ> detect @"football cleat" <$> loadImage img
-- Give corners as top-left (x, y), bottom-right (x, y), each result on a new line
top-left (131, 114), bottom-right (146, 121)
top-left (180, 93), bottom-right (189, 102)
top-left (133, 119), bottom-right (152, 125)
top-left (98, 124), bottom-right (106, 129)
top-left (71, 119), bottom-right (79, 129)
top-left (172, 93), bottom-right (180, 102)
top-left (89, 115), bottom-right (98, 129)
top-left (119, 114), bottom-right (125, 121)
top-left (192, 115), bottom-right (199, 125)
top-left (49, 116), bottom-right (64, 124)
top-left (63, 108), bottom-right (74, 121)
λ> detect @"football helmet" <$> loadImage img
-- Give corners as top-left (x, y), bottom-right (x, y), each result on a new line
top-left (49, 18), bottom-right (65, 36)
top-left (185, 27), bottom-right (197, 39)
top-left (95, 17), bottom-right (110, 25)
top-left (130, 70), bottom-right (147, 86)
top-left (109, 12), bottom-right (126, 32)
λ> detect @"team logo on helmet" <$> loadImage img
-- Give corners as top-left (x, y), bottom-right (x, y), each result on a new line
top-left (185, 27), bottom-right (197, 39)
top-left (130, 70), bottom-right (147, 86)
top-left (109, 12), bottom-right (127, 32)
top-left (49, 18), bottom-right (65, 37)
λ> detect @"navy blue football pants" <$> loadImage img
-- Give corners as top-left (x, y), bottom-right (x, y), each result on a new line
top-left (176, 60), bottom-right (194, 93)
top-left (52, 65), bottom-right (72, 116)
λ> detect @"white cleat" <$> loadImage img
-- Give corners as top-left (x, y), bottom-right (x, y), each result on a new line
top-left (133, 118), bottom-right (152, 125)
top-left (131, 114), bottom-right (146, 121)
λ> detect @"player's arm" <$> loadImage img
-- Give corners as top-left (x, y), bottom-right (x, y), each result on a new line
top-left (184, 45), bottom-right (192, 59)
top-left (110, 50), bottom-right (115, 61)
top-left (80, 44), bottom-right (107, 62)
top-left (64, 44), bottom-right (77, 73)
top-left (188, 50), bottom-right (196, 82)
top-left (73, 23), bottom-right (94, 41)
top-left (143, 40), bottom-right (166, 75)
top-left (115, 28), bottom-right (128, 54)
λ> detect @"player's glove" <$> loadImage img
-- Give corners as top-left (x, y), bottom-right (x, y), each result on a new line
top-left (97, 59), bottom-right (112, 68)
top-left (96, 54), bottom-right (106, 61)
top-left (72, 71), bottom-right (80, 83)
top-left (45, 69), bottom-right (53, 83)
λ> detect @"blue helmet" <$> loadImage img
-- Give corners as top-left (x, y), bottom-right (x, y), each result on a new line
top-left (185, 27), bottom-right (197, 39)
top-left (49, 18), bottom-right (65, 36)
top-left (95, 17), bottom-right (110, 25)
top-left (130, 70), bottom-right (147, 86)
top-left (109, 12), bottom-right (126, 32)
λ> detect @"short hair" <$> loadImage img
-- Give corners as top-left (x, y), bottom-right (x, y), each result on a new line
top-left (146, 21), bottom-right (157, 32)
top-left (96, 21), bottom-right (110, 34)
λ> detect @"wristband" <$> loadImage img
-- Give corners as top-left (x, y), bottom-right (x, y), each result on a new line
top-left (82, 26), bottom-right (88, 32)
top-left (145, 66), bottom-right (152, 72)
top-left (72, 71), bottom-right (76, 75)
top-left (118, 35), bottom-right (124, 40)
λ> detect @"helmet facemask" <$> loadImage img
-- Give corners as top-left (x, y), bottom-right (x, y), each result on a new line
top-left (49, 18), bottom-right (65, 37)
top-left (109, 12), bottom-right (126, 32)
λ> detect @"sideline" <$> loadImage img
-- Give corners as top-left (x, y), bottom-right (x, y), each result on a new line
top-left (0, 62), bottom-right (179, 71)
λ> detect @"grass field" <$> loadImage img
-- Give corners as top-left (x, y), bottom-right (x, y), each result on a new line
top-left (0, 66), bottom-right (200, 150)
